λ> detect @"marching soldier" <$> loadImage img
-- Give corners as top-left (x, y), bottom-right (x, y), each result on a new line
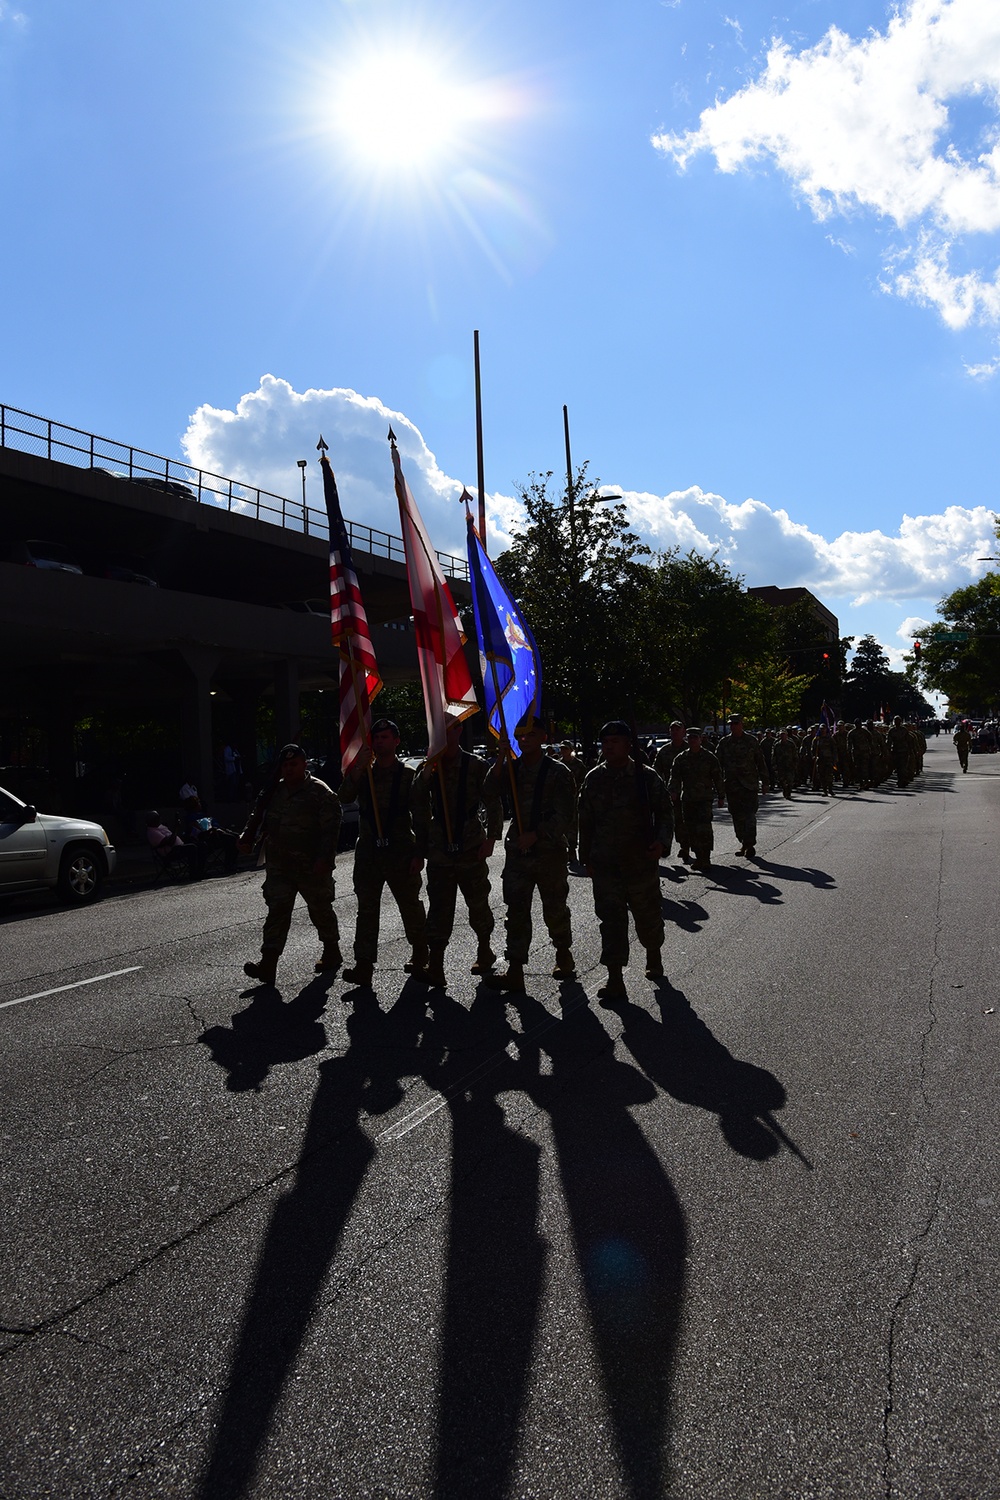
top-left (954, 719), bottom-right (971, 773)
top-left (886, 716), bottom-right (913, 787)
top-left (667, 727), bottom-right (725, 871)
top-left (338, 718), bottom-right (427, 988)
top-left (488, 715), bottom-right (577, 991)
top-left (654, 721), bottom-right (689, 860)
top-left (848, 718), bottom-right (874, 789)
top-left (833, 720), bottom-right (853, 788)
top-left (240, 744), bottom-right (343, 986)
top-left (579, 720), bottom-right (672, 1002)
top-left (412, 715), bottom-right (503, 989)
top-left (772, 727), bottom-right (799, 799)
top-left (813, 723), bottom-right (836, 796)
top-left (717, 713), bottom-right (769, 858)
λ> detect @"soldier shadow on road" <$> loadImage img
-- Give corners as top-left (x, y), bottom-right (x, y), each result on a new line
top-left (494, 992), bottom-right (688, 1500)
top-left (197, 978), bottom-right (334, 1093)
top-left (606, 981), bottom-right (811, 1168)
top-left (195, 980), bottom-right (433, 1500)
top-left (752, 857), bottom-right (836, 889)
top-left (660, 894), bottom-right (710, 932)
top-left (702, 865), bottom-right (784, 905)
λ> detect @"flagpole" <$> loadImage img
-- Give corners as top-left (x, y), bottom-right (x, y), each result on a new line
top-left (464, 505), bottom-right (524, 836)
top-left (474, 330), bottom-right (487, 550)
top-left (346, 633), bottom-right (383, 842)
top-left (436, 760), bottom-right (456, 849)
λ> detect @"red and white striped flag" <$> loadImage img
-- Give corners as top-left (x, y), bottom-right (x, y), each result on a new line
top-left (390, 432), bottom-right (478, 760)
top-left (321, 451), bottom-right (382, 775)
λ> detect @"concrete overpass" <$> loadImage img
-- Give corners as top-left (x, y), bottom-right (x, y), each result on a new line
top-left (0, 404), bottom-right (470, 812)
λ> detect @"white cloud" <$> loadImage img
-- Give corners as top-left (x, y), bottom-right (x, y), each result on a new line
top-left (184, 376), bottom-right (997, 610)
top-left (899, 615), bottom-right (933, 638)
top-left (183, 374), bottom-right (479, 557)
top-left (653, 0), bottom-right (1000, 326)
top-left (964, 351), bottom-right (1000, 377)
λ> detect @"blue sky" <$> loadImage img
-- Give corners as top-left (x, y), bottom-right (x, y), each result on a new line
top-left (2, 0), bottom-right (999, 682)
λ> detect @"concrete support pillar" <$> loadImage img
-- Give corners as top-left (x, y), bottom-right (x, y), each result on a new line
top-left (273, 658), bottom-right (300, 750)
top-left (178, 648), bottom-right (222, 806)
top-left (42, 681), bottom-right (78, 814)
top-left (225, 680), bottom-right (267, 782)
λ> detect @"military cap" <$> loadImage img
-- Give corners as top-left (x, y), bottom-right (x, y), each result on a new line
top-left (686, 726), bottom-right (703, 739)
top-left (277, 742), bottom-right (307, 761)
top-left (599, 719), bottom-right (631, 739)
top-left (728, 713), bottom-right (743, 724)
top-left (371, 718), bottom-right (401, 736)
top-left (515, 714), bottom-right (546, 733)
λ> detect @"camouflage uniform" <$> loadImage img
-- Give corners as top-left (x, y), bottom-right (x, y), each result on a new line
top-left (833, 724), bottom-right (853, 786)
top-left (413, 751), bottom-right (503, 947)
top-left (849, 723), bottom-right (874, 788)
top-left (813, 730), bottom-right (836, 795)
top-left (653, 740), bottom-right (685, 854)
top-left (579, 761), bottom-right (671, 966)
top-left (667, 748), bottom-right (724, 863)
top-left (886, 722), bottom-right (913, 787)
top-left (487, 755), bottom-right (575, 964)
top-left (259, 774), bottom-right (342, 955)
top-left (954, 725), bottom-right (971, 772)
top-left (772, 736), bottom-right (799, 799)
top-left (340, 760), bottom-right (426, 967)
top-left (717, 732), bottom-right (769, 849)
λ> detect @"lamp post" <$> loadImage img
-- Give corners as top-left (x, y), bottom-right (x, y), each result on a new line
top-left (297, 459), bottom-right (308, 529)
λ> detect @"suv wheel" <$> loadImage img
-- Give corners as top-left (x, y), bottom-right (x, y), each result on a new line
top-left (58, 847), bottom-right (104, 904)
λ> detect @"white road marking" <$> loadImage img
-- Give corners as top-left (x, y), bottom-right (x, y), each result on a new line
top-left (791, 813), bottom-right (832, 843)
top-left (0, 966), bottom-right (143, 1010)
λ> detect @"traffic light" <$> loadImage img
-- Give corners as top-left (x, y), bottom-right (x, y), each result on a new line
top-left (913, 640), bottom-right (922, 660)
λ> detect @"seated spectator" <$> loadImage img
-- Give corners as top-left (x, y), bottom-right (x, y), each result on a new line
top-left (145, 811), bottom-right (204, 879)
top-left (180, 796), bottom-right (239, 872)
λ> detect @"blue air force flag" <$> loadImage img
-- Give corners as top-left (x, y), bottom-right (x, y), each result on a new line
top-left (466, 514), bottom-right (542, 756)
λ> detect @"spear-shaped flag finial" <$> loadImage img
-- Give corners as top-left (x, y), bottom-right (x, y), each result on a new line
top-left (316, 434), bottom-right (329, 453)
top-left (459, 487), bottom-right (474, 520)
top-left (387, 426), bottom-right (398, 446)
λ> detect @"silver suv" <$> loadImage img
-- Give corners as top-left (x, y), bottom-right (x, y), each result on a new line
top-left (0, 785), bottom-right (116, 903)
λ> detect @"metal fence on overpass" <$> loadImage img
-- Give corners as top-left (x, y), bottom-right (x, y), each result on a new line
top-left (0, 400), bottom-right (469, 581)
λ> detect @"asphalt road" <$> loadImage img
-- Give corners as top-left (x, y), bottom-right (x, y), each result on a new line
top-left (1, 738), bottom-right (997, 1500)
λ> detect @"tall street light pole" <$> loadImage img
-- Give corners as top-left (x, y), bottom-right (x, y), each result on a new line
top-left (297, 459), bottom-right (308, 526)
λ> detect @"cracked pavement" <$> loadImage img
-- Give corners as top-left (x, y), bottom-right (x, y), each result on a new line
top-left (1, 739), bottom-right (998, 1498)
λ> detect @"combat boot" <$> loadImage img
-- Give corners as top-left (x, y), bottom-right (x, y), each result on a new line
top-left (422, 943), bottom-right (447, 988)
top-left (470, 943), bottom-right (496, 976)
top-left (342, 960), bottom-right (374, 986)
top-left (597, 967), bottom-right (627, 1005)
top-left (493, 962), bottom-right (525, 992)
top-left (552, 947), bottom-right (576, 979)
top-left (404, 942), bottom-right (429, 974)
top-left (315, 944), bottom-right (342, 974)
top-left (645, 947), bottom-right (664, 979)
top-left (244, 949), bottom-right (279, 985)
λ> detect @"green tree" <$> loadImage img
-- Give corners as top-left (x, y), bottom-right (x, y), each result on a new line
top-left (494, 465), bottom-right (649, 742)
top-left (728, 653), bottom-right (814, 727)
top-left (913, 575), bottom-right (1000, 715)
top-left (626, 551), bottom-right (773, 726)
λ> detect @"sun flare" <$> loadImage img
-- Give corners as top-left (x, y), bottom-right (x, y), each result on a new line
top-left (333, 52), bottom-right (474, 170)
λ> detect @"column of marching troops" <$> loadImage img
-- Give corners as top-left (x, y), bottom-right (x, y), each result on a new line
top-left (238, 711), bottom-right (931, 1003)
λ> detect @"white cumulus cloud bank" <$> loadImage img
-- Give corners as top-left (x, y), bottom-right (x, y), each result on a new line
top-left (623, 485), bottom-right (995, 604)
top-left (183, 374), bottom-right (479, 556)
top-left (184, 376), bottom-right (996, 608)
top-left (653, 0), bottom-right (1000, 328)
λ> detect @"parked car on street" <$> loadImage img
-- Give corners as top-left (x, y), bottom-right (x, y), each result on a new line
top-left (0, 785), bottom-right (116, 903)
top-left (4, 539), bottom-right (84, 573)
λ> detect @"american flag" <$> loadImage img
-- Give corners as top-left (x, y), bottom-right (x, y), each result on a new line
top-left (321, 451), bottom-right (382, 775)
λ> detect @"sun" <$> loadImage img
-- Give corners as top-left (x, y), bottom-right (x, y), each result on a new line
top-left (332, 52), bottom-right (474, 171)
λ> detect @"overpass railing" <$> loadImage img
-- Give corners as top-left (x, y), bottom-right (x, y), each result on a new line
top-left (0, 401), bottom-right (469, 581)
